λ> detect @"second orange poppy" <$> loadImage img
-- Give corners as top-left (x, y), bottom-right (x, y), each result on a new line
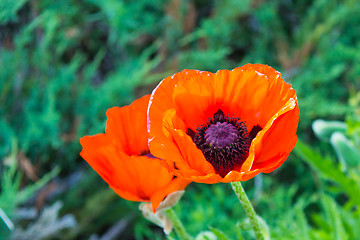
top-left (80, 95), bottom-right (190, 212)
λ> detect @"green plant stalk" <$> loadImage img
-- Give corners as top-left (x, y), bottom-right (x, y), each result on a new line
top-left (231, 182), bottom-right (265, 240)
top-left (165, 208), bottom-right (193, 240)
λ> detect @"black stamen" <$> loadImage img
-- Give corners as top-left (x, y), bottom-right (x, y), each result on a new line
top-left (249, 125), bottom-right (262, 140)
top-left (186, 128), bottom-right (196, 139)
top-left (140, 150), bottom-right (156, 158)
top-left (192, 109), bottom-right (251, 177)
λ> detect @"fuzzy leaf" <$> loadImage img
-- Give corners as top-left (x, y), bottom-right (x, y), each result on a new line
top-left (312, 119), bottom-right (347, 141)
top-left (330, 132), bottom-right (360, 167)
top-left (208, 226), bottom-right (231, 240)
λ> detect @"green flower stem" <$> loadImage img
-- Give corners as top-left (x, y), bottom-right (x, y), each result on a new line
top-left (231, 182), bottom-right (265, 240)
top-left (165, 208), bottom-right (193, 240)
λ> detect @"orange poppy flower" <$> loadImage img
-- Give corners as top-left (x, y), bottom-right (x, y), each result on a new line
top-left (147, 64), bottom-right (299, 183)
top-left (80, 95), bottom-right (190, 212)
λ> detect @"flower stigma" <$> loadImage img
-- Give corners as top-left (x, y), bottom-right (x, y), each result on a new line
top-left (192, 109), bottom-right (252, 177)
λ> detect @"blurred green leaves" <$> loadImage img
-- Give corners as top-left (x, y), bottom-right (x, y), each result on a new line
top-left (1, 0), bottom-right (360, 239)
top-left (0, 0), bottom-right (29, 23)
top-left (0, 140), bottom-right (60, 238)
top-left (294, 112), bottom-right (360, 239)
top-left (0, 2), bottom-right (165, 167)
top-left (295, 140), bottom-right (360, 208)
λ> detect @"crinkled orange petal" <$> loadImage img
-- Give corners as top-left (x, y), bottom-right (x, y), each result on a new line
top-left (251, 101), bottom-right (299, 170)
top-left (148, 70), bottom-right (215, 136)
top-left (80, 134), bottom-right (140, 195)
top-left (150, 177), bottom-right (191, 213)
top-left (169, 128), bottom-right (215, 175)
top-left (111, 186), bottom-right (143, 202)
top-left (106, 95), bottom-right (150, 155)
top-left (126, 156), bottom-right (173, 197)
top-left (171, 71), bottom-right (216, 130)
top-left (212, 64), bottom-right (297, 130)
top-left (241, 98), bottom-right (298, 172)
top-left (213, 68), bottom-right (270, 130)
top-left (162, 109), bottom-right (215, 175)
top-left (148, 109), bottom-right (201, 177)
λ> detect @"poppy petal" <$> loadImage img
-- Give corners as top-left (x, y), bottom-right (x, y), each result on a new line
top-left (106, 95), bottom-right (150, 155)
top-left (150, 177), bottom-right (191, 213)
top-left (213, 68), bottom-right (269, 130)
top-left (148, 70), bottom-right (215, 136)
top-left (251, 100), bottom-right (299, 170)
top-left (171, 71), bottom-right (216, 130)
top-left (80, 134), bottom-right (140, 195)
top-left (241, 98), bottom-right (298, 172)
top-left (111, 186), bottom-right (144, 202)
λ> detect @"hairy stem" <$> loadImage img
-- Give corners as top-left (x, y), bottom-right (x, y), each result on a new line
top-left (231, 181), bottom-right (265, 240)
top-left (165, 208), bottom-right (193, 240)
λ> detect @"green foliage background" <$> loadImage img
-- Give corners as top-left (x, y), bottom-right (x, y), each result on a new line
top-left (1, 0), bottom-right (359, 239)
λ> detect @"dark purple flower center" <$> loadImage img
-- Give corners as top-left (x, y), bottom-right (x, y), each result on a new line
top-left (191, 109), bottom-right (262, 177)
top-left (205, 122), bottom-right (239, 148)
